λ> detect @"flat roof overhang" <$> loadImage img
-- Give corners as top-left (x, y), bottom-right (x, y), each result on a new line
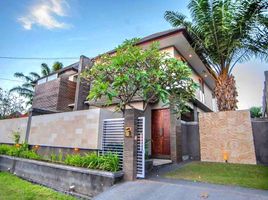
top-left (138, 31), bottom-right (216, 91)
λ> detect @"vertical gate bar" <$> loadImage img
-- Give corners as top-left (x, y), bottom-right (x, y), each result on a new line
top-left (142, 117), bottom-right (145, 178)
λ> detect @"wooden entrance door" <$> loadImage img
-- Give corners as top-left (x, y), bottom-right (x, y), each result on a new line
top-left (151, 109), bottom-right (170, 158)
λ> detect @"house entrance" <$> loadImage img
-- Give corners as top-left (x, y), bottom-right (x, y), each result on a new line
top-left (151, 109), bottom-right (171, 159)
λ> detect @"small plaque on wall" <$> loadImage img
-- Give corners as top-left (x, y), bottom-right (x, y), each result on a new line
top-left (125, 127), bottom-right (132, 137)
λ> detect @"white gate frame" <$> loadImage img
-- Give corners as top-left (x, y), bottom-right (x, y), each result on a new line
top-left (136, 117), bottom-right (145, 178)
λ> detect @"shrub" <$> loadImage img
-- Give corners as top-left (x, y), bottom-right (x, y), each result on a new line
top-left (0, 144), bottom-right (119, 172)
top-left (49, 152), bottom-right (64, 163)
top-left (20, 150), bottom-right (41, 160)
top-left (50, 153), bottom-right (57, 162)
top-left (7, 146), bottom-right (21, 157)
top-left (12, 131), bottom-right (20, 144)
top-left (58, 152), bottom-right (63, 162)
top-left (0, 145), bottom-right (12, 155)
top-left (98, 153), bottom-right (119, 172)
top-left (64, 154), bottom-right (84, 167)
top-left (0, 144), bottom-right (40, 160)
top-left (64, 153), bottom-right (119, 172)
top-left (250, 107), bottom-right (262, 118)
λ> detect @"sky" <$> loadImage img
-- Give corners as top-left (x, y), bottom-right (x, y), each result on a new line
top-left (0, 0), bottom-right (267, 110)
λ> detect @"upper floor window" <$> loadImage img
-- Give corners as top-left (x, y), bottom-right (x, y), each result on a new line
top-left (37, 78), bottom-right (46, 85)
top-left (198, 78), bottom-right (204, 93)
top-left (37, 73), bottom-right (58, 85)
top-left (47, 74), bottom-right (57, 82)
top-left (68, 74), bottom-right (78, 82)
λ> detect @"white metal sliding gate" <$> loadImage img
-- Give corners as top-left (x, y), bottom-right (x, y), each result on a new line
top-left (102, 117), bottom-right (145, 178)
top-left (102, 118), bottom-right (124, 170)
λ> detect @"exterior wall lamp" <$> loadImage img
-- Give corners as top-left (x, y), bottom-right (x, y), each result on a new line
top-left (223, 151), bottom-right (229, 163)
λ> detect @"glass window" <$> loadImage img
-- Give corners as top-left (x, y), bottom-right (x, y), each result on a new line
top-left (37, 78), bottom-right (46, 85)
top-left (47, 73), bottom-right (57, 82)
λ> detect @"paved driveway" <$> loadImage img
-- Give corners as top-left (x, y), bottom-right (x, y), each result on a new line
top-left (94, 179), bottom-right (268, 200)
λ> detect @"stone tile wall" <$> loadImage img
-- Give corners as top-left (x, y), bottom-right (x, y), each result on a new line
top-left (199, 110), bottom-right (256, 164)
top-left (0, 108), bottom-right (120, 149)
top-left (0, 117), bottom-right (27, 143)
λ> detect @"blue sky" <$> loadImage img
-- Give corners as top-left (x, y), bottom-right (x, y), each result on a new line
top-left (0, 0), bottom-right (267, 109)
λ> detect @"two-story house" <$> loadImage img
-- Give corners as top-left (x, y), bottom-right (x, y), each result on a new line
top-left (32, 28), bottom-right (218, 159)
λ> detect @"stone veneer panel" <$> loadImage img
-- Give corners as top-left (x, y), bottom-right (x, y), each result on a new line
top-left (29, 108), bottom-right (120, 149)
top-left (0, 117), bottom-right (27, 143)
top-left (199, 110), bottom-right (256, 164)
top-left (0, 108), bottom-right (120, 149)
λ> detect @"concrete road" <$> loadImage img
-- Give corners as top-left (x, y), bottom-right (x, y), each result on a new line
top-left (94, 179), bottom-right (268, 200)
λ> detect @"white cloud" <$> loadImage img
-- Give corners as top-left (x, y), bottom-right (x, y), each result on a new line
top-left (18, 0), bottom-right (71, 30)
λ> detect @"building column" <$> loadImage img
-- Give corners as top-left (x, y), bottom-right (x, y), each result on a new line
top-left (170, 107), bottom-right (183, 163)
top-left (74, 55), bottom-right (92, 111)
top-left (123, 109), bottom-right (139, 181)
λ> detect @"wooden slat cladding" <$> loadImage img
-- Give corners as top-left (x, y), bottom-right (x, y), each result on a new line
top-left (57, 77), bottom-right (76, 111)
top-left (32, 77), bottom-right (76, 112)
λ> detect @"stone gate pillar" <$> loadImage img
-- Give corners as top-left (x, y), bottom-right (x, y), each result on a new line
top-left (123, 109), bottom-right (139, 181)
top-left (170, 112), bottom-right (183, 163)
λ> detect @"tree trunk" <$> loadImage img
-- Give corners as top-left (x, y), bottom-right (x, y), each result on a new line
top-left (214, 73), bottom-right (238, 111)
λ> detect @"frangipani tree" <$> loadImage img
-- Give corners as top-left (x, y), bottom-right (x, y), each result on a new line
top-left (83, 39), bottom-right (197, 116)
top-left (165, 0), bottom-right (268, 111)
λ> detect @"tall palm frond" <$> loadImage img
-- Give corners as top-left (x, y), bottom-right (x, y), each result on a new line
top-left (14, 72), bottom-right (34, 83)
top-left (10, 71), bottom-right (41, 106)
top-left (165, 0), bottom-right (268, 111)
top-left (29, 72), bottom-right (41, 80)
top-left (41, 63), bottom-right (51, 76)
top-left (52, 62), bottom-right (63, 72)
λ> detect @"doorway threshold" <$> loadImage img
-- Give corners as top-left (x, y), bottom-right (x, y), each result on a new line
top-left (152, 159), bottom-right (172, 167)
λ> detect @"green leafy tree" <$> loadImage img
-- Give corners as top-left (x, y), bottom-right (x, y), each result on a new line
top-left (250, 106), bottom-right (262, 118)
top-left (83, 39), bottom-right (197, 115)
top-left (0, 88), bottom-right (25, 119)
top-left (165, 0), bottom-right (268, 111)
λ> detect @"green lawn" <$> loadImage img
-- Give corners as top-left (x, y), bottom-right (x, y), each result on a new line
top-left (164, 162), bottom-right (268, 190)
top-left (0, 172), bottom-right (76, 200)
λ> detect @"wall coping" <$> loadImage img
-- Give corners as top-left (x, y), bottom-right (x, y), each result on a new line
top-left (0, 155), bottom-right (123, 178)
top-left (251, 118), bottom-right (268, 122)
top-left (181, 120), bottom-right (198, 125)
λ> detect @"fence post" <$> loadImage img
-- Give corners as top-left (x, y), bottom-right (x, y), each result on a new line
top-left (123, 109), bottom-right (139, 181)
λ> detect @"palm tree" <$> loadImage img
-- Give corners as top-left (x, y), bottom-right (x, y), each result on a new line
top-left (52, 61), bottom-right (63, 72)
top-left (41, 62), bottom-right (63, 76)
top-left (165, 0), bottom-right (268, 111)
top-left (10, 61), bottom-right (64, 106)
top-left (41, 63), bottom-right (51, 76)
top-left (10, 72), bottom-right (41, 106)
